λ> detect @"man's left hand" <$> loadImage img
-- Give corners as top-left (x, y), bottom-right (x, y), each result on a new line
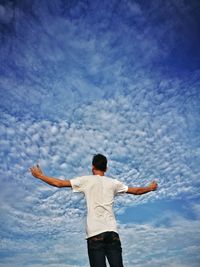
top-left (30, 165), bottom-right (44, 179)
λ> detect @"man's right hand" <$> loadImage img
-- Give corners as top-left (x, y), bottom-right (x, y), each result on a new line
top-left (148, 181), bottom-right (158, 191)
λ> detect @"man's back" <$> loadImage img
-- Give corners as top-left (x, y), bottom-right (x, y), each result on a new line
top-left (70, 175), bottom-right (128, 238)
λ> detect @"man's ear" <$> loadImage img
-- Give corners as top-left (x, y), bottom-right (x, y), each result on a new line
top-left (92, 165), bottom-right (95, 173)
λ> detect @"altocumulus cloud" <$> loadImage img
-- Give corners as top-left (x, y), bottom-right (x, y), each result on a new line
top-left (121, 219), bottom-right (200, 267)
top-left (0, 0), bottom-right (200, 266)
top-left (1, 77), bottom-right (199, 266)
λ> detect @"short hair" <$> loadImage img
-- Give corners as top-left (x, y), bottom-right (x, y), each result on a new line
top-left (92, 154), bottom-right (107, 172)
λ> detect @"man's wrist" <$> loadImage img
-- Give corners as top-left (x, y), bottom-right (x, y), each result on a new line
top-left (148, 186), bottom-right (153, 192)
top-left (37, 174), bottom-right (44, 180)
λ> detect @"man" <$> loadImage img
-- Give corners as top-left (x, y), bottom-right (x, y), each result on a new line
top-left (30, 154), bottom-right (157, 267)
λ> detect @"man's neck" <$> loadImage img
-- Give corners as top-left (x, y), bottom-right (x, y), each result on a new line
top-left (93, 170), bottom-right (105, 176)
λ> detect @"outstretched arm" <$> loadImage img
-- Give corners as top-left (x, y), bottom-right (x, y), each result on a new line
top-left (126, 181), bottom-right (158, 195)
top-left (30, 165), bottom-right (71, 188)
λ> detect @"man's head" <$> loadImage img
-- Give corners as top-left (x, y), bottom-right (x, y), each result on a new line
top-left (92, 154), bottom-right (107, 173)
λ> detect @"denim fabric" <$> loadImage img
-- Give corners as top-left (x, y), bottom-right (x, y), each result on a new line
top-left (87, 232), bottom-right (124, 267)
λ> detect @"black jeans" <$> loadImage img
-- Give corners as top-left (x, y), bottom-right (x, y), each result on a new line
top-left (87, 231), bottom-right (124, 267)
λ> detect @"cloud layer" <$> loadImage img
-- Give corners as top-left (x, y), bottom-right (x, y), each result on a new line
top-left (0, 0), bottom-right (200, 266)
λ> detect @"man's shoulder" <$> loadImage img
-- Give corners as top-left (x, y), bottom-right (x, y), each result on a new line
top-left (104, 176), bottom-right (127, 186)
top-left (72, 175), bottom-right (92, 179)
top-left (70, 175), bottom-right (92, 184)
top-left (104, 176), bottom-right (119, 183)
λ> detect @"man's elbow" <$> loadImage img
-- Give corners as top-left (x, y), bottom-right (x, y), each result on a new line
top-left (127, 188), bottom-right (136, 194)
top-left (56, 183), bottom-right (63, 188)
top-left (52, 181), bottom-right (61, 188)
top-left (127, 187), bottom-right (141, 195)
top-left (57, 180), bottom-right (71, 188)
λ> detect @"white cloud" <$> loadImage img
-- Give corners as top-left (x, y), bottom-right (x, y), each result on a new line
top-left (1, 197), bottom-right (199, 267)
top-left (120, 212), bottom-right (200, 267)
top-left (1, 1), bottom-right (200, 266)
top-left (0, 80), bottom-right (199, 239)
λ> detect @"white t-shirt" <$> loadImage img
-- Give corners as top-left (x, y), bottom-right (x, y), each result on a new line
top-left (70, 175), bottom-right (128, 238)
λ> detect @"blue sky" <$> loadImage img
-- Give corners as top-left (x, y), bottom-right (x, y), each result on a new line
top-left (0, 0), bottom-right (200, 266)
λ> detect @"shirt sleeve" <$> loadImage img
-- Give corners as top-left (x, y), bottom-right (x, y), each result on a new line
top-left (114, 180), bottom-right (128, 194)
top-left (70, 176), bottom-right (86, 193)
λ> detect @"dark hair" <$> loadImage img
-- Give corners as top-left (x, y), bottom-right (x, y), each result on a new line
top-left (92, 154), bottom-right (107, 172)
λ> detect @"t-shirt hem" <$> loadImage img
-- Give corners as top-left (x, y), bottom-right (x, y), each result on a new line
top-left (86, 228), bottom-right (118, 239)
